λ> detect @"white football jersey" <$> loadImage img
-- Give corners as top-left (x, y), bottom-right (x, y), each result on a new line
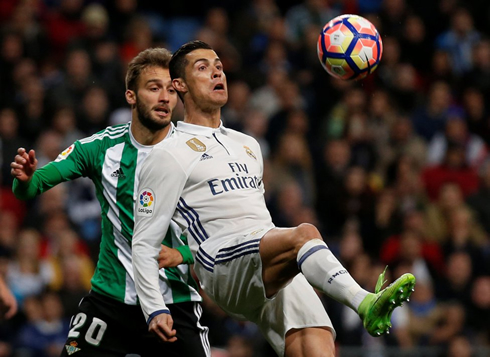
top-left (133, 121), bottom-right (275, 321)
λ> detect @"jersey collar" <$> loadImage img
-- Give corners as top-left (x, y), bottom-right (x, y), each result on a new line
top-left (128, 121), bottom-right (175, 148)
top-left (176, 121), bottom-right (226, 137)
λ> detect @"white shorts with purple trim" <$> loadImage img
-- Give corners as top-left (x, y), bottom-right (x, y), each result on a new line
top-left (194, 227), bottom-right (335, 356)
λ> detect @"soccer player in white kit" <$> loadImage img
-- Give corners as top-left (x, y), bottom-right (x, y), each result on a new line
top-left (132, 41), bottom-right (416, 356)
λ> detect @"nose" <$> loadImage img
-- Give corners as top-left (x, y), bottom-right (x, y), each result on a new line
top-left (212, 67), bottom-right (222, 79)
top-left (159, 88), bottom-right (169, 103)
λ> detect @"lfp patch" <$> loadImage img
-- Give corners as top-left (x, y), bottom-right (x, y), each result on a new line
top-left (55, 144), bottom-right (75, 162)
top-left (137, 189), bottom-right (154, 217)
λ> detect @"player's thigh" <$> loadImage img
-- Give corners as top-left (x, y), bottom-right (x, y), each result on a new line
top-left (138, 302), bottom-right (210, 357)
top-left (260, 226), bottom-right (315, 296)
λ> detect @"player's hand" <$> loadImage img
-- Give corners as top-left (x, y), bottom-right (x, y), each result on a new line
top-left (0, 278), bottom-right (17, 320)
top-left (149, 312), bottom-right (177, 343)
top-left (158, 245), bottom-right (183, 268)
top-left (10, 148), bottom-right (38, 182)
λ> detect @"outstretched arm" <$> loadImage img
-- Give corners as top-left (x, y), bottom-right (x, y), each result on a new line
top-left (11, 143), bottom-right (86, 200)
top-left (132, 148), bottom-right (187, 342)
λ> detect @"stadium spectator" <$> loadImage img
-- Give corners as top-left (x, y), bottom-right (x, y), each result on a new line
top-left (411, 80), bottom-right (453, 142)
top-left (461, 86), bottom-right (490, 145)
top-left (466, 276), bottom-right (490, 344)
top-left (221, 80), bottom-right (251, 130)
top-left (6, 229), bottom-right (55, 304)
top-left (427, 114), bottom-right (487, 168)
top-left (436, 7), bottom-right (481, 76)
top-left (424, 182), bottom-right (485, 243)
top-left (467, 160), bottom-right (490, 236)
top-left (421, 143), bottom-right (480, 201)
top-left (42, 0), bottom-right (86, 63)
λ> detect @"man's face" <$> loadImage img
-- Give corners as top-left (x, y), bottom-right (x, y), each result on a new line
top-left (181, 48), bottom-right (228, 110)
top-left (133, 66), bottom-right (177, 131)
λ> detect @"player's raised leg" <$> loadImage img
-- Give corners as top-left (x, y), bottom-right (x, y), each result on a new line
top-left (259, 223), bottom-right (416, 338)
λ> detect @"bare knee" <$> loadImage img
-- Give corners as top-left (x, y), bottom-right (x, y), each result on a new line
top-left (291, 223), bottom-right (322, 252)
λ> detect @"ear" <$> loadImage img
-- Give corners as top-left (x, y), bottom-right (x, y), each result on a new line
top-left (172, 79), bottom-right (187, 94)
top-left (125, 90), bottom-right (136, 105)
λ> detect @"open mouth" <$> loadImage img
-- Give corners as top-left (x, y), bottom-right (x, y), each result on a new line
top-left (155, 107), bottom-right (169, 115)
top-left (155, 107), bottom-right (169, 114)
top-left (213, 84), bottom-right (224, 91)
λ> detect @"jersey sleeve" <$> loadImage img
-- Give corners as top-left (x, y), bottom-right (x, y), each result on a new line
top-left (132, 148), bottom-right (187, 322)
top-left (176, 245), bottom-right (194, 264)
top-left (12, 141), bottom-right (92, 200)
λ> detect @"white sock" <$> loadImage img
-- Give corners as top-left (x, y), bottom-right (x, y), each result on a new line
top-left (297, 239), bottom-right (369, 311)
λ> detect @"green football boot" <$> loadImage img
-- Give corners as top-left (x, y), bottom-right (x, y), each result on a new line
top-left (358, 266), bottom-right (416, 337)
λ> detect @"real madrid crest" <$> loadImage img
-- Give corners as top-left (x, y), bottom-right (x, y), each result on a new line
top-left (244, 146), bottom-right (256, 160)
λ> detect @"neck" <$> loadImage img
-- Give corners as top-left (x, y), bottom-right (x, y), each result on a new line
top-left (183, 106), bottom-right (221, 128)
top-left (130, 114), bottom-right (171, 145)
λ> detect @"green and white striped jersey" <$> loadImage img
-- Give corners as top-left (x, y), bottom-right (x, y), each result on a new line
top-left (13, 123), bottom-right (201, 305)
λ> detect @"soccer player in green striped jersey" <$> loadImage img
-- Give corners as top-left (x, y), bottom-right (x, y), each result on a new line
top-left (11, 48), bottom-right (210, 357)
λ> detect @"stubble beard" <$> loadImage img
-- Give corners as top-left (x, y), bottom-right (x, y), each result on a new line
top-left (136, 99), bottom-right (170, 132)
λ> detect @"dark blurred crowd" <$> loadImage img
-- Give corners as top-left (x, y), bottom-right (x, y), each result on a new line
top-left (1, 0), bottom-right (490, 356)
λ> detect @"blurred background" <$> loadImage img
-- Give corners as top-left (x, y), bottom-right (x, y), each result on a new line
top-left (1, 0), bottom-right (490, 356)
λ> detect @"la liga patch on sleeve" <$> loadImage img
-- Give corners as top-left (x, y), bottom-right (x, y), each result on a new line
top-left (55, 143), bottom-right (75, 162)
top-left (137, 188), bottom-right (155, 217)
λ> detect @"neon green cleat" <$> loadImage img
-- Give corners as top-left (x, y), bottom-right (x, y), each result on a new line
top-left (358, 267), bottom-right (416, 337)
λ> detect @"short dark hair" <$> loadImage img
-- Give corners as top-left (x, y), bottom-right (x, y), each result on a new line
top-left (169, 40), bottom-right (213, 81)
top-left (125, 47), bottom-right (172, 91)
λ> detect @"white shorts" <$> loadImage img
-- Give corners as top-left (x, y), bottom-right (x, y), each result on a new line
top-left (195, 231), bottom-right (335, 356)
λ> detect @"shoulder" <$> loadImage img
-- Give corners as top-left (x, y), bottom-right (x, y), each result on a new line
top-left (78, 124), bottom-right (130, 146)
top-left (225, 127), bottom-right (262, 152)
top-left (151, 130), bottom-right (206, 167)
top-left (225, 127), bottom-right (258, 143)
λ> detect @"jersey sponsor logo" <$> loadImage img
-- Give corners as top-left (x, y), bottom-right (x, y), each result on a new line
top-left (65, 341), bottom-right (81, 355)
top-left (244, 146), bottom-right (256, 160)
top-left (137, 189), bottom-right (154, 216)
top-left (55, 144), bottom-right (75, 162)
top-left (208, 161), bottom-right (262, 195)
top-left (186, 138), bottom-right (206, 152)
top-left (200, 153), bottom-right (213, 161)
top-left (111, 168), bottom-right (125, 178)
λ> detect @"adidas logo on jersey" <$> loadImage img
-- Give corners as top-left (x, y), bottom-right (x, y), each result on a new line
top-left (111, 168), bottom-right (125, 178)
top-left (200, 153), bottom-right (213, 161)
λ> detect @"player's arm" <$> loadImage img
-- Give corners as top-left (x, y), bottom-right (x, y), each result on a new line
top-left (158, 244), bottom-right (193, 268)
top-left (158, 224), bottom-right (194, 268)
top-left (176, 244), bottom-right (194, 264)
top-left (11, 143), bottom-right (88, 200)
top-left (132, 148), bottom-right (187, 342)
top-left (11, 148), bottom-right (58, 199)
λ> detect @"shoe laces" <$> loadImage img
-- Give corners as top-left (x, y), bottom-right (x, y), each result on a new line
top-left (375, 266), bottom-right (388, 294)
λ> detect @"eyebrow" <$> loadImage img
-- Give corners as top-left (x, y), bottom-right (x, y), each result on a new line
top-left (193, 57), bottom-right (222, 66)
top-left (145, 79), bottom-right (163, 85)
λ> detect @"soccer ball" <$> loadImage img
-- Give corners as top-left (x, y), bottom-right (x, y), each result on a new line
top-left (317, 14), bottom-right (383, 80)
